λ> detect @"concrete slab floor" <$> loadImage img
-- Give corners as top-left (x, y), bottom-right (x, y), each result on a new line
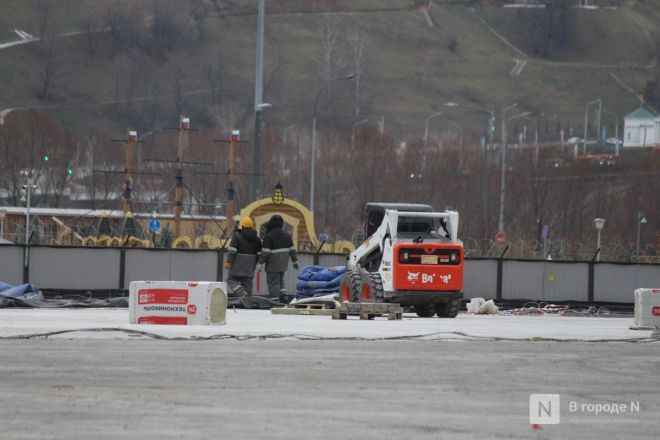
top-left (0, 340), bottom-right (657, 440)
top-left (0, 308), bottom-right (653, 341)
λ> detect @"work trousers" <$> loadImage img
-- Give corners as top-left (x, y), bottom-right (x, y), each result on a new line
top-left (266, 272), bottom-right (286, 298)
top-left (227, 275), bottom-right (254, 297)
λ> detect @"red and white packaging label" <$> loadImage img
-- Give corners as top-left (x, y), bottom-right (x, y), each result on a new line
top-left (634, 288), bottom-right (660, 327)
top-left (129, 281), bottom-right (227, 326)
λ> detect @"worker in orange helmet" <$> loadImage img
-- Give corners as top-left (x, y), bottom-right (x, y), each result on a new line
top-left (224, 217), bottom-right (262, 297)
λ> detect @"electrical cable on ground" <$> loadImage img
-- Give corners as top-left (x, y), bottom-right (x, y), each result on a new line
top-left (0, 327), bottom-right (658, 343)
top-left (500, 302), bottom-right (618, 317)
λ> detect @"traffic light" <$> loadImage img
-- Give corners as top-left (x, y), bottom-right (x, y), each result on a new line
top-left (43, 154), bottom-right (49, 162)
top-left (66, 166), bottom-right (73, 176)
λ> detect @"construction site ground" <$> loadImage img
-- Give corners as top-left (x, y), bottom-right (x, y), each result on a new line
top-left (0, 309), bottom-right (657, 439)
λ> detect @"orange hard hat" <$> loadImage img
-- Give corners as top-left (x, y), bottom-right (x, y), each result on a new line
top-left (240, 217), bottom-right (254, 229)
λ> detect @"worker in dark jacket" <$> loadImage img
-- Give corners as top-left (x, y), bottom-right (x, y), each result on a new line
top-left (258, 215), bottom-right (298, 300)
top-left (225, 217), bottom-right (262, 297)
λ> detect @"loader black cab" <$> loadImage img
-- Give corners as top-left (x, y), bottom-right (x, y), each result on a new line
top-left (364, 203), bottom-right (434, 238)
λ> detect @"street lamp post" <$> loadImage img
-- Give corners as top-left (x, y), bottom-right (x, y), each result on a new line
top-left (282, 125), bottom-right (296, 146)
top-left (252, 102), bottom-right (271, 200)
top-left (594, 218), bottom-right (605, 261)
top-left (444, 102), bottom-right (495, 237)
top-left (601, 109), bottom-right (620, 155)
top-left (351, 119), bottom-right (369, 150)
top-left (310, 74), bottom-right (355, 212)
top-left (283, 125), bottom-right (301, 200)
top-left (522, 116), bottom-right (539, 165)
top-left (20, 170), bottom-right (37, 280)
top-left (251, 0), bottom-right (266, 201)
top-left (449, 122), bottom-right (463, 150)
top-left (636, 212), bottom-right (647, 262)
top-left (583, 98), bottom-right (602, 155)
top-left (0, 208), bottom-right (6, 240)
top-left (498, 105), bottom-right (532, 234)
top-left (424, 112), bottom-right (443, 147)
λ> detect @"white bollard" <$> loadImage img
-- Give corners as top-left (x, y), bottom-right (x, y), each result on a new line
top-left (129, 281), bottom-right (227, 325)
top-left (633, 288), bottom-right (660, 328)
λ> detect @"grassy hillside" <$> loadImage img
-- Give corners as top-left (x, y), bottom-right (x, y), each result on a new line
top-left (0, 0), bottom-right (657, 140)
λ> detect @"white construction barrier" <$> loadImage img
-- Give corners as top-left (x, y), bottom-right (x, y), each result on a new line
top-left (129, 281), bottom-right (227, 325)
top-left (633, 288), bottom-right (660, 328)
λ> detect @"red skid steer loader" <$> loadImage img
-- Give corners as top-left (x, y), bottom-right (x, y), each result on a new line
top-left (340, 203), bottom-right (464, 318)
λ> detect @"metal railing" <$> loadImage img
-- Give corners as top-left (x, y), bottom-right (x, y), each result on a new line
top-left (460, 237), bottom-right (659, 263)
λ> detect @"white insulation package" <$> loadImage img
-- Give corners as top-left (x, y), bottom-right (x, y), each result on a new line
top-left (129, 281), bottom-right (228, 325)
top-left (634, 288), bottom-right (660, 328)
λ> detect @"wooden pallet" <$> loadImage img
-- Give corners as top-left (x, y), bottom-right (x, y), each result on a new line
top-left (332, 302), bottom-right (403, 320)
top-left (271, 303), bottom-right (335, 316)
top-left (291, 303), bottom-right (334, 310)
top-left (629, 325), bottom-right (659, 331)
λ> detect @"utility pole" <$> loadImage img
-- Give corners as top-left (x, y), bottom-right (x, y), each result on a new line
top-left (443, 101), bottom-right (494, 238)
top-left (23, 175), bottom-right (33, 247)
top-left (111, 129), bottom-right (144, 215)
top-left (583, 99), bottom-right (602, 155)
top-left (498, 105), bottom-right (531, 234)
top-left (226, 130), bottom-right (238, 227)
top-left (91, 138), bottom-right (96, 210)
top-left (215, 130), bottom-right (249, 235)
top-left (597, 100), bottom-right (602, 143)
top-left (173, 116), bottom-right (190, 238)
top-left (252, 0), bottom-right (265, 201)
top-left (123, 129), bottom-right (135, 214)
top-left (498, 104), bottom-right (516, 234)
top-left (484, 112), bottom-right (494, 235)
top-left (21, 171), bottom-right (37, 281)
top-left (283, 125), bottom-right (301, 200)
top-left (296, 129), bottom-right (301, 201)
top-left (636, 212), bottom-right (647, 262)
top-left (424, 112), bottom-right (442, 148)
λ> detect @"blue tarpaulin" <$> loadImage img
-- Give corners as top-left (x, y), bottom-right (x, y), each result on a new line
top-left (0, 281), bottom-right (40, 298)
top-left (295, 266), bottom-right (346, 299)
top-left (0, 281), bottom-right (128, 308)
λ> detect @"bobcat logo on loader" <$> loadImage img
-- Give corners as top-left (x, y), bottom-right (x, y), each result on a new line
top-left (407, 272), bottom-right (420, 283)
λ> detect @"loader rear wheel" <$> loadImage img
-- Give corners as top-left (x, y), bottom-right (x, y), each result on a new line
top-left (367, 273), bottom-right (384, 303)
top-left (415, 305), bottom-right (435, 318)
top-left (360, 282), bottom-right (372, 301)
top-left (360, 272), bottom-right (384, 302)
top-left (339, 270), bottom-right (361, 303)
top-left (436, 299), bottom-right (460, 318)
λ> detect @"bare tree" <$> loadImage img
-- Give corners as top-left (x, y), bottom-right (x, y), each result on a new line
top-left (104, 0), bottom-right (144, 58)
top-left (208, 101), bottom-right (243, 133)
top-left (263, 54), bottom-right (284, 101)
top-left (106, 0), bottom-right (125, 58)
top-left (173, 69), bottom-right (186, 117)
top-left (36, 0), bottom-right (51, 41)
top-left (315, 16), bottom-right (345, 113)
top-left (84, 9), bottom-right (104, 56)
top-left (346, 25), bottom-right (369, 117)
top-left (39, 33), bottom-right (59, 100)
top-left (0, 114), bottom-right (26, 205)
top-left (140, 66), bottom-right (154, 121)
top-left (0, 111), bottom-right (75, 207)
top-left (204, 61), bottom-right (225, 106)
top-left (345, 125), bottom-right (400, 212)
top-left (525, 0), bottom-right (572, 58)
